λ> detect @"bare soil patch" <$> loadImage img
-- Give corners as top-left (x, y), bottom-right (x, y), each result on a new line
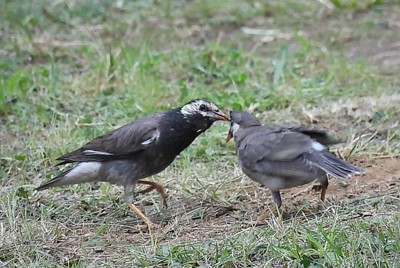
top-left (284, 156), bottom-right (399, 209)
top-left (142, 156), bottom-right (400, 245)
top-left (80, 156), bottom-right (399, 245)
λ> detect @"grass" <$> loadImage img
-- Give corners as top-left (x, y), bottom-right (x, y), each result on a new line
top-left (1, 0), bottom-right (400, 267)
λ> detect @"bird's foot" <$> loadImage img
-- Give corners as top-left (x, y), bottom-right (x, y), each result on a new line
top-left (146, 222), bottom-right (160, 229)
top-left (312, 183), bottom-right (328, 202)
top-left (301, 202), bottom-right (327, 215)
top-left (137, 179), bottom-right (169, 207)
top-left (312, 184), bottom-right (323, 191)
top-left (247, 209), bottom-right (284, 228)
top-left (257, 208), bottom-right (275, 222)
top-left (246, 207), bottom-right (278, 226)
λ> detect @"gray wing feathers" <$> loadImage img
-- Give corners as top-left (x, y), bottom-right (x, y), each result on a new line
top-left (252, 157), bottom-right (319, 180)
top-left (236, 125), bottom-right (363, 181)
top-left (288, 126), bottom-right (342, 145)
top-left (305, 151), bottom-right (364, 179)
top-left (237, 129), bottom-right (317, 179)
top-left (239, 130), bottom-right (312, 162)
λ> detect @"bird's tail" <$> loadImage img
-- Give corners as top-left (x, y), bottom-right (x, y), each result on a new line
top-left (35, 169), bottom-right (73, 191)
top-left (35, 162), bottom-right (101, 191)
top-left (309, 151), bottom-right (364, 179)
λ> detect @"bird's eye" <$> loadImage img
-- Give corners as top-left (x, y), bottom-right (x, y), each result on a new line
top-left (199, 104), bottom-right (206, 111)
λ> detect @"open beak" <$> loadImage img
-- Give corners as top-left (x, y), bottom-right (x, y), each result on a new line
top-left (226, 120), bottom-right (234, 142)
top-left (225, 129), bottom-right (233, 143)
top-left (207, 110), bottom-right (230, 121)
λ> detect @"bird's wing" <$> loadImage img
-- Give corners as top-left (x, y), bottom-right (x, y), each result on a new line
top-left (286, 125), bottom-right (342, 145)
top-left (57, 113), bottom-right (163, 163)
top-left (237, 127), bottom-right (320, 178)
top-left (251, 156), bottom-right (319, 180)
top-left (238, 127), bottom-right (315, 162)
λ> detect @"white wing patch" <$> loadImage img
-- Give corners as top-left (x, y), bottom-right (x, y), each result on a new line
top-left (311, 141), bottom-right (325, 151)
top-left (141, 129), bottom-right (160, 145)
top-left (83, 150), bottom-right (113, 156)
top-left (141, 138), bottom-right (154, 145)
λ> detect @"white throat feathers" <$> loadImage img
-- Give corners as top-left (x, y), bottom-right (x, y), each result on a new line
top-left (231, 122), bottom-right (240, 136)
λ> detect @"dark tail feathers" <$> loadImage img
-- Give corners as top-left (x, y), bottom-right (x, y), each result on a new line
top-left (308, 151), bottom-right (364, 179)
top-left (35, 168), bottom-right (72, 191)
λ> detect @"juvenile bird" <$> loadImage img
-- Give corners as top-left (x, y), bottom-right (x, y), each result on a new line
top-left (226, 111), bottom-right (364, 220)
top-left (36, 99), bottom-right (229, 228)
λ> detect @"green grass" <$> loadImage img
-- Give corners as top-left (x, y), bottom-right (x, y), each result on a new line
top-left (1, 0), bottom-right (400, 267)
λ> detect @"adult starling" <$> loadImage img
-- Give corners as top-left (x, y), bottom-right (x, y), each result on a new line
top-left (36, 99), bottom-right (229, 227)
top-left (226, 111), bottom-right (364, 220)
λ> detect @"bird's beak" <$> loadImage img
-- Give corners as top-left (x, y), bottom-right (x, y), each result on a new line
top-left (207, 110), bottom-right (230, 121)
top-left (225, 129), bottom-right (233, 143)
top-left (226, 121), bottom-right (234, 142)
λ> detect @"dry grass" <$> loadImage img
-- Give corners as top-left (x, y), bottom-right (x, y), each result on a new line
top-left (1, 0), bottom-right (400, 267)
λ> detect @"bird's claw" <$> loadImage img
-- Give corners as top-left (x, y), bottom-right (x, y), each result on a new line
top-left (312, 184), bottom-right (323, 191)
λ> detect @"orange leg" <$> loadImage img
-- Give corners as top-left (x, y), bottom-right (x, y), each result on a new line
top-left (248, 206), bottom-right (283, 227)
top-left (312, 181), bottom-right (329, 210)
top-left (320, 184), bottom-right (328, 202)
top-left (249, 190), bottom-right (283, 225)
top-left (127, 203), bottom-right (159, 229)
top-left (257, 207), bottom-right (276, 222)
top-left (312, 181), bottom-right (328, 202)
top-left (137, 179), bottom-right (169, 207)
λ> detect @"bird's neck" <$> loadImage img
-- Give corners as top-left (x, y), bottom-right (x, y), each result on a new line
top-left (158, 109), bottom-right (211, 155)
top-left (234, 126), bottom-right (256, 143)
top-left (165, 109), bottom-right (212, 134)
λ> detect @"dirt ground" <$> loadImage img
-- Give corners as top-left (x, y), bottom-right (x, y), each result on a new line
top-left (155, 156), bottom-right (400, 244)
top-left (70, 155), bottom-right (398, 247)
top-left (186, 155), bottom-right (400, 221)
top-left (283, 156), bottom-right (399, 209)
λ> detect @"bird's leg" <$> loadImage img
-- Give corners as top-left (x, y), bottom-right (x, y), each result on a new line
top-left (320, 179), bottom-right (329, 202)
top-left (124, 184), bottom-right (159, 228)
top-left (311, 177), bottom-right (329, 211)
top-left (311, 184), bottom-right (323, 191)
top-left (137, 179), bottom-right (166, 196)
top-left (127, 203), bottom-right (159, 229)
top-left (257, 207), bottom-right (276, 222)
top-left (254, 190), bottom-right (282, 223)
top-left (317, 178), bottom-right (329, 211)
top-left (137, 179), bottom-right (169, 207)
top-left (272, 191), bottom-right (284, 228)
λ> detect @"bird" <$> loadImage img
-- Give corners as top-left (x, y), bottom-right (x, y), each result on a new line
top-left (226, 111), bottom-right (364, 221)
top-left (36, 99), bottom-right (229, 228)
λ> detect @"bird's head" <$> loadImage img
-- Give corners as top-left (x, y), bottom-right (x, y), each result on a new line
top-left (226, 111), bottom-right (261, 142)
top-left (180, 99), bottom-right (229, 124)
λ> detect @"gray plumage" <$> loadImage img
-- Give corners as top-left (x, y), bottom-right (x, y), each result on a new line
top-left (36, 99), bottom-right (229, 227)
top-left (228, 111), bottom-right (364, 208)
